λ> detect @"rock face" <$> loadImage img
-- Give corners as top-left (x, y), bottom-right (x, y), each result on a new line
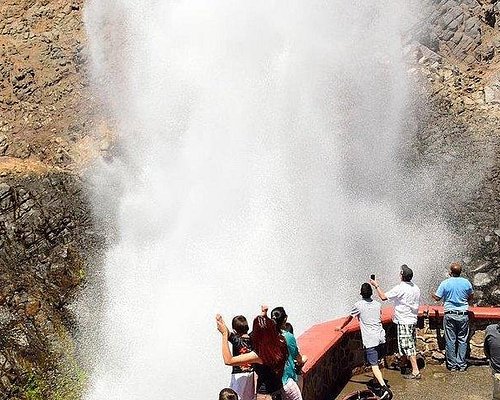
top-left (0, 0), bottom-right (101, 169)
top-left (409, 0), bottom-right (500, 304)
top-left (0, 1), bottom-right (102, 396)
top-left (0, 166), bottom-right (99, 399)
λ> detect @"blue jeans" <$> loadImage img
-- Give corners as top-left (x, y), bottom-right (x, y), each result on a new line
top-left (444, 313), bottom-right (469, 369)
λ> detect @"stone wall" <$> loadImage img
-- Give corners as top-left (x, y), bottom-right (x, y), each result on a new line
top-left (417, 308), bottom-right (497, 365)
top-left (299, 306), bottom-right (500, 400)
top-left (301, 325), bottom-right (398, 400)
top-left (0, 167), bottom-right (99, 400)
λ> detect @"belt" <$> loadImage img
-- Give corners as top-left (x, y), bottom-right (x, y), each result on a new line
top-left (444, 310), bottom-right (468, 315)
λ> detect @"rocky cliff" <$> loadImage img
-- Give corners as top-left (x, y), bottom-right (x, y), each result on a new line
top-left (0, 166), bottom-right (99, 399)
top-left (0, 0), bottom-right (110, 168)
top-left (0, 0), bottom-right (500, 399)
top-left (411, 0), bottom-right (500, 304)
top-left (0, 1), bottom-right (101, 398)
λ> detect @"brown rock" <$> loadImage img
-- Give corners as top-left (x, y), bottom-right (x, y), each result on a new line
top-left (432, 351), bottom-right (446, 361)
top-left (25, 299), bottom-right (40, 317)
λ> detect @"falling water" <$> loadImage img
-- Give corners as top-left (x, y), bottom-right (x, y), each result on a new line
top-left (80, 1), bottom-right (457, 399)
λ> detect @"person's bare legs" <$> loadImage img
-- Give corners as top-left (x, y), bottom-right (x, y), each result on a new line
top-left (409, 355), bottom-right (420, 375)
top-left (401, 353), bottom-right (420, 376)
top-left (371, 365), bottom-right (386, 387)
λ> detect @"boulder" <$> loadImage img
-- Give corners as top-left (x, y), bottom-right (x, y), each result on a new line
top-left (473, 271), bottom-right (498, 287)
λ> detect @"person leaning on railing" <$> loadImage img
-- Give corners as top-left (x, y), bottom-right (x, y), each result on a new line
top-left (431, 262), bottom-right (474, 372)
top-left (484, 322), bottom-right (500, 400)
top-left (336, 283), bottom-right (392, 400)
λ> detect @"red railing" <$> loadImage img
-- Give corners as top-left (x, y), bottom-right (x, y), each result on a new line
top-left (296, 305), bottom-right (500, 399)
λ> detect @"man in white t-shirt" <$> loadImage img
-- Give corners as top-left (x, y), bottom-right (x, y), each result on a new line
top-left (370, 265), bottom-right (421, 379)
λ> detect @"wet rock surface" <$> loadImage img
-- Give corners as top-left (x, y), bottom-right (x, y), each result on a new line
top-left (0, 168), bottom-right (101, 399)
top-left (407, 0), bottom-right (500, 305)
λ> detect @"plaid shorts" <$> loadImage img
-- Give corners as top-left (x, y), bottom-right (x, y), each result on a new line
top-left (397, 323), bottom-right (417, 356)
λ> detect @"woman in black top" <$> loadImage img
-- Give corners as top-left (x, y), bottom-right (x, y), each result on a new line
top-left (216, 306), bottom-right (288, 399)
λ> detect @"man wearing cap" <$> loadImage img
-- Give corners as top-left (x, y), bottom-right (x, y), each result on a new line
top-left (484, 322), bottom-right (500, 399)
top-left (370, 265), bottom-right (421, 379)
top-left (432, 262), bottom-right (473, 372)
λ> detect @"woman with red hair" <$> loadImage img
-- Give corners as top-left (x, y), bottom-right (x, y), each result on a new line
top-left (217, 306), bottom-right (288, 400)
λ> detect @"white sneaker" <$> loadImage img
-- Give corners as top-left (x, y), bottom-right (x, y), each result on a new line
top-left (379, 386), bottom-right (392, 399)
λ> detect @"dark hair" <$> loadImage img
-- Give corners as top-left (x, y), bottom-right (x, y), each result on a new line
top-left (232, 315), bottom-right (249, 335)
top-left (252, 315), bottom-right (288, 377)
top-left (284, 322), bottom-right (294, 334)
top-left (271, 307), bottom-right (288, 330)
top-left (360, 283), bottom-right (373, 299)
top-left (219, 388), bottom-right (238, 400)
top-left (400, 264), bottom-right (413, 282)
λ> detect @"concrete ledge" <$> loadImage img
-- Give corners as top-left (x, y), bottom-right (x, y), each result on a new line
top-left (297, 305), bottom-right (500, 400)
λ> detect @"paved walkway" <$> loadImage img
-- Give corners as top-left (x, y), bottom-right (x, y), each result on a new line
top-left (336, 364), bottom-right (493, 399)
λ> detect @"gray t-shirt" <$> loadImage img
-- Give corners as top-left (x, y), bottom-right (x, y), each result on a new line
top-left (350, 298), bottom-right (386, 348)
top-left (485, 323), bottom-right (500, 373)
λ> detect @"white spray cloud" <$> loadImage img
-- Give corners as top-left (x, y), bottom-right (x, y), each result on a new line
top-left (80, 1), bottom-right (459, 399)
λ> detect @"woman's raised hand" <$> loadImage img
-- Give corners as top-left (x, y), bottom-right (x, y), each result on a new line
top-left (216, 314), bottom-right (229, 335)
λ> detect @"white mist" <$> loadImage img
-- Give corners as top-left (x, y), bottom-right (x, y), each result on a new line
top-left (81, 1), bottom-right (455, 399)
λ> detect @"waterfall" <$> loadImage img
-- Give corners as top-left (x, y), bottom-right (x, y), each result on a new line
top-left (80, 1), bottom-right (455, 399)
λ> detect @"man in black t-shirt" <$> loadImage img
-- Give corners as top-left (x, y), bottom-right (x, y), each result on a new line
top-left (228, 315), bottom-right (255, 400)
top-left (229, 329), bottom-right (253, 374)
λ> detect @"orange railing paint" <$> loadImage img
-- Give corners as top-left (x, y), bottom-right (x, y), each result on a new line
top-left (297, 305), bottom-right (500, 376)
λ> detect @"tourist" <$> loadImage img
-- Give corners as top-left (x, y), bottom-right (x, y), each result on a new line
top-left (432, 262), bottom-right (474, 371)
top-left (271, 307), bottom-right (307, 400)
top-left (484, 322), bottom-right (500, 399)
top-left (216, 306), bottom-right (288, 400)
top-left (219, 387), bottom-right (239, 400)
top-left (370, 265), bottom-right (422, 379)
top-left (283, 322), bottom-right (306, 392)
top-left (225, 315), bottom-right (255, 400)
top-left (336, 283), bottom-right (392, 399)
